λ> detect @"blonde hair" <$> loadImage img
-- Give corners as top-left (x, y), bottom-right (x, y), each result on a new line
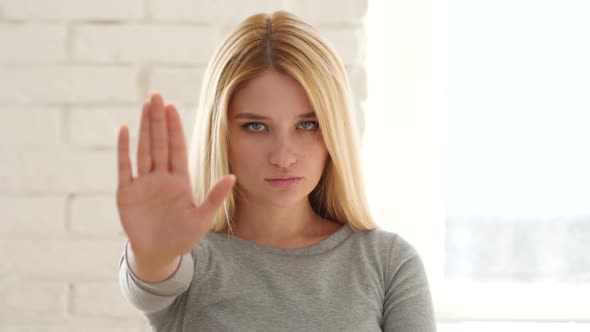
top-left (188, 10), bottom-right (377, 233)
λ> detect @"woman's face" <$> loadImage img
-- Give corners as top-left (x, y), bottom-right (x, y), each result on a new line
top-left (227, 70), bottom-right (328, 208)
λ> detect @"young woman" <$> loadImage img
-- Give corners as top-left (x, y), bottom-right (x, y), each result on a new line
top-left (117, 10), bottom-right (436, 332)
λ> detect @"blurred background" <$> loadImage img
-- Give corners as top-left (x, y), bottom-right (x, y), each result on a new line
top-left (0, 0), bottom-right (588, 331)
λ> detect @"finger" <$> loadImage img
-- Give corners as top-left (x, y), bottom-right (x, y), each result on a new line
top-left (117, 125), bottom-right (133, 187)
top-left (166, 104), bottom-right (189, 175)
top-left (137, 101), bottom-right (152, 176)
top-left (198, 175), bottom-right (237, 219)
top-left (150, 93), bottom-right (169, 171)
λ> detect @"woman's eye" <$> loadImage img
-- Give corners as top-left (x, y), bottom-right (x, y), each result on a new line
top-left (241, 121), bottom-right (319, 133)
top-left (242, 122), bottom-right (267, 132)
top-left (299, 121), bottom-right (319, 130)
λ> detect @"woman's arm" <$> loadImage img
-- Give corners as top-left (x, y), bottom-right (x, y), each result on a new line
top-left (382, 239), bottom-right (437, 332)
top-left (118, 240), bottom-right (194, 314)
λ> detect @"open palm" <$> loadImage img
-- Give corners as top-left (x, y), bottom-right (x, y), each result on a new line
top-left (116, 93), bottom-right (235, 264)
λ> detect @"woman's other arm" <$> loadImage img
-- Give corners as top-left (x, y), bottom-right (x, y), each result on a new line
top-left (382, 238), bottom-right (437, 332)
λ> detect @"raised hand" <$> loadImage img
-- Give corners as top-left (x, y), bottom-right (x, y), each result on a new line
top-left (116, 93), bottom-right (235, 277)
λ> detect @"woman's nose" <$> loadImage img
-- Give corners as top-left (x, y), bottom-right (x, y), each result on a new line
top-left (268, 136), bottom-right (298, 168)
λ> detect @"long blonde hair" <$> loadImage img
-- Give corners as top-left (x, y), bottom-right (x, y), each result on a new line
top-left (188, 10), bottom-right (377, 233)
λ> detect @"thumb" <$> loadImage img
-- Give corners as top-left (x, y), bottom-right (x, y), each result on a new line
top-left (197, 174), bottom-right (236, 219)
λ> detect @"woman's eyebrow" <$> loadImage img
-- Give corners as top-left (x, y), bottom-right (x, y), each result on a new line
top-left (233, 112), bottom-right (316, 120)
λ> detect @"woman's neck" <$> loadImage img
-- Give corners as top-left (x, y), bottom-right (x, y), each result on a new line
top-left (222, 199), bottom-right (342, 248)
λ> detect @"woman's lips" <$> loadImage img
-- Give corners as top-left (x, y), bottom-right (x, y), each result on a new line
top-left (266, 177), bottom-right (302, 188)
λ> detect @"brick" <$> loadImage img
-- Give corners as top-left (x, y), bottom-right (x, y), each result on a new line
top-left (0, 107), bottom-right (61, 146)
top-left (0, 66), bottom-right (139, 104)
top-left (0, 0), bottom-right (144, 21)
top-left (0, 24), bottom-right (66, 63)
top-left (290, 0), bottom-right (368, 24)
top-left (0, 195), bottom-right (66, 235)
top-left (0, 321), bottom-right (143, 332)
top-left (149, 66), bottom-right (204, 105)
top-left (180, 106), bottom-right (197, 138)
top-left (69, 194), bottom-right (126, 238)
top-left (0, 148), bottom-right (116, 194)
top-left (72, 24), bottom-right (218, 64)
top-left (346, 65), bottom-right (367, 101)
top-left (0, 238), bottom-right (125, 280)
top-left (149, 0), bottom-right (286, 23)
top-left (62, 148), bottom-right (116, 193)
top-left (0, 277), bottom-right (66, 317)
top-left (68, 106), bottom-right (140, 147)
top-left (353, 99), bottom-right (365, 136)
top-left (69, 102), bottom-right (196, 150)
top-left (70, 281), bottom-right (141, 318)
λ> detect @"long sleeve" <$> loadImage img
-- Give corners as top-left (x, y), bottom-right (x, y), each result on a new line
top-left (118, 239), bottom-right (194, 314)
top-left (382, 240), bottom-right (437, 332)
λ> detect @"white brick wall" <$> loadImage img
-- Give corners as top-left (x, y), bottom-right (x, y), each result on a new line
top-left (72, 24), bottom-right (220, 64)
top-left (0, 66), bottom-right (139, 104)
top-left (0, 24), bottom-right (67, 63)
top-left (0, 0), bottom-right (367, 330)
top-left (0, 0), bottom-right (144, 21)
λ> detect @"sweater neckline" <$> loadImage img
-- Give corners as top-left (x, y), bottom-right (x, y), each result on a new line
top-left (209, 223), bottom-right (354, 256)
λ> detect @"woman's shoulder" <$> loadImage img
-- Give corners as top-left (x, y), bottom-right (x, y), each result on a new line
top-left (351, 225), bottom-right (421, 260)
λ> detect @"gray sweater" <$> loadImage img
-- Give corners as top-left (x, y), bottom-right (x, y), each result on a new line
top-left (118, 223), bottom-right (436, 331)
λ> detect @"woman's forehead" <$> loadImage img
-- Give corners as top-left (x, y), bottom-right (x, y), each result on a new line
top-left (228, 72), bottom-right (314, 119)
top-left (231, 111), bottom-right (317, 121)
